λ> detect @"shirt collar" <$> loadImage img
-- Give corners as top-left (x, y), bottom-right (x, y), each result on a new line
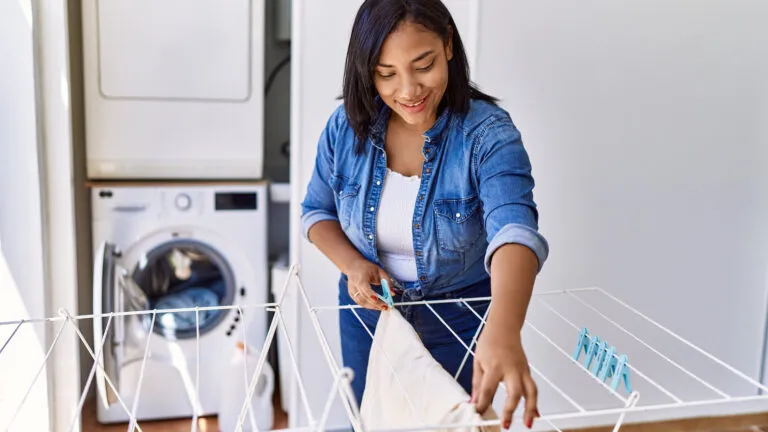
top-left (369, 98), bottom-right (452, 148)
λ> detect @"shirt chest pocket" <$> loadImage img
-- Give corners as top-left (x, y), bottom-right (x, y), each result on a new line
top-left (330, 174), bottom-right (361, 229)
top-left (433, 196), bottom-right (485, 254)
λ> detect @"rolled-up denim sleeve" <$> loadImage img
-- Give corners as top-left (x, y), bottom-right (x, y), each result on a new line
top-left (475, 115), bottom-right (549, 273)
top-left (300, 106), bottom-right (345, 241)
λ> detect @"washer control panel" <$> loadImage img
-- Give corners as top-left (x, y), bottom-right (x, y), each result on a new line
top-left (174, 193), bottom-right (192, 211)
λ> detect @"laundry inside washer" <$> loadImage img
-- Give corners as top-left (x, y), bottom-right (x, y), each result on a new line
top-left (129, 241), bottom-right (234, 339)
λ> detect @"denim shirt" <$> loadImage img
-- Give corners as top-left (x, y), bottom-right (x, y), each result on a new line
top-left (301, 99), bottom-right (549, 297)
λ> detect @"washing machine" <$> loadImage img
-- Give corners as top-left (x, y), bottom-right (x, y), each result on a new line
top-left (90, 182), bottom-right (269, 423)
top-left (81, 0), bottom-right (265, 179)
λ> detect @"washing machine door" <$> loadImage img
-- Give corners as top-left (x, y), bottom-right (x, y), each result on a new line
top-left (92, 241), bottom-right (123, 408)
top-left (127, 237), bottom-right (236, 340)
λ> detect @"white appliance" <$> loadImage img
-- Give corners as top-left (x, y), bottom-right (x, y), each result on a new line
top-left (91, 183), bottom-right (269, 423)
top-left (81, 0), bottom-right (265, 180)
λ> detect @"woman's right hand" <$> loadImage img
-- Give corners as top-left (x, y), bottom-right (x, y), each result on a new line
top-left (345, 258), bottom-right (394, 311)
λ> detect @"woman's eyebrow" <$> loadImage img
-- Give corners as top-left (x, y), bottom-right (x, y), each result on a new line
top-left (378, 50), bottom-right (435, 68)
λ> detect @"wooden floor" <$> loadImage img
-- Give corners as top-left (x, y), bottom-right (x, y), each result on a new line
top-left (81, 394), bottom-right (289, 432)
top-left (570, 413), bottom-right (768, 432)
top-left (80, 407), bottom-right (768, 432)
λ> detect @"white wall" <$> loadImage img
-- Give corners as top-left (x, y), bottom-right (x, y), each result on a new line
top-left (37, 0), bottom-right (83, 429)
top-left (0, 1), bottom-right (51, 430)
top-left (475, 0), bottom-right (768, 426)
top-left (1, 1), bottom-right (82, 431)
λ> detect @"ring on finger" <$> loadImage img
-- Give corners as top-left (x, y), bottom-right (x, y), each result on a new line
top-left (353, 291), bottom-right (362, 298)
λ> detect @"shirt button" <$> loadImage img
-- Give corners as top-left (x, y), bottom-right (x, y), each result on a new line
top-left (414, 223), bottom-right (420, 229)
top-left (376, 180), bottom-right (381, 185)
top-left (425, 148), bottom-right (431, 153)
top-left (416, 251), bottom-right (422, 256)
top-left (339, 191), bottom-right (343, 196)
top-left (370, 207), bottom-right (374, 212)
top-left (368, 234), bottom-right (373, 240)
top-left (419, 195), bottom-right (424, 201)
top-left (456, 213), bottom-right (461, 218)
top-left (425, 168), bottom-right (431, 173)
top-left (420, 276), bottom-right (426, 281)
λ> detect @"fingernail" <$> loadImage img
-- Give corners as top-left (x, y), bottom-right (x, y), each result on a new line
top-left (503, 420), bottom-right (511, 429)
top-left (370, 295), bottom-right (377, 300)
top-left (526, 417), bottom-right (533, 429)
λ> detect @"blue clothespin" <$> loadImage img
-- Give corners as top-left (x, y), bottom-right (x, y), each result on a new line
top-left (572, 328), bottom-right (590, 361)
top-left (376, 279), bottom-right (394, 308)
top-left (590, 340), bottom-right (609, 376)
top-left (610, 354), bottom-right (633, 392)
top-left (583, 335), bottom-right (602, 370)
top-left (573, 328), bottom-right (632, 393)
top-left (597, 346), bottom-right (617, 381)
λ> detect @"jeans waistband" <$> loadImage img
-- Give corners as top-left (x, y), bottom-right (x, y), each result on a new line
top-left (340, 274), bottom-right (490, 302)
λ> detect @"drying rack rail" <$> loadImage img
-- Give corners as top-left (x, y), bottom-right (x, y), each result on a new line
top-left (0, 264), bottom-right (334, 432)
top-left (2, 264), bottom-right (768, 432)
top-left (300, 268), bottom-right (768, 432)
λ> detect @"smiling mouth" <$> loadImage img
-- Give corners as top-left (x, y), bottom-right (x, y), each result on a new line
top-left (399, 97), bottom-right (426, 108)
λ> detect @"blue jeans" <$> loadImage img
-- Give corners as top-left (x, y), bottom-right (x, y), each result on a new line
top-left (338, 275), bottom-right (492, 406)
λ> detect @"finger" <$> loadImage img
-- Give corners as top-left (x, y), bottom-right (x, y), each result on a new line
top-left (522, 374), bottom-right (539, 428)
top-left (502, 376), bottom-right (523, 429)
top-left (362, 272), bottom-right (389, 310)
top-left (476, 364), bottom-right (501, 415)
top-left (377, 268), bottom-right (395, 295)
top-left (471, 356), bottom-right (483, 405)
top-left (361, 282), bottom-right (388, 310)
top-left (350, 282), bottom-right (383, 310)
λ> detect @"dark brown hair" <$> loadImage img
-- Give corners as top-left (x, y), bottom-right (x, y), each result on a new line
top-left (342, 0), bottom-right (498, 153)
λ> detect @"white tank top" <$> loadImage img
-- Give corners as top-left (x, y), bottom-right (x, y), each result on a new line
top-left (376, 168), bottom-right (421, 282)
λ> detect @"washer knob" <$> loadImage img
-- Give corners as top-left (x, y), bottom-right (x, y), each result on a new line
top-left (175, 193), bottom-right (192, 211)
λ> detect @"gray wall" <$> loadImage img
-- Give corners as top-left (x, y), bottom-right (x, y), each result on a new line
top-left (0, 1), bottom-right (52, 429)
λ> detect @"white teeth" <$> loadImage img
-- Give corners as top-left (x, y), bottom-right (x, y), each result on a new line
top-left (402, 98), bottom-right (425, 107)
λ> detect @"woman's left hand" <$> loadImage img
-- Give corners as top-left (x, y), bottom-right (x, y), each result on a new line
top-left (472, 320), bottom-right (539, 429)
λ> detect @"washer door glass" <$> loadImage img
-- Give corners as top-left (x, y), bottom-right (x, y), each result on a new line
top-left (129, 239), bottom-right (235, 340)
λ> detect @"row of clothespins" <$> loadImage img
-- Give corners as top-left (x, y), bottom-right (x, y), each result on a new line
top-left (572, 328), bottom-right (632, 393)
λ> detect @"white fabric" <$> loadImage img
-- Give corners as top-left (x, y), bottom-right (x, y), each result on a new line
top-left (360, 309), bottom-right (499, 432)
top-left (375, 168), bottom-right (421, 281)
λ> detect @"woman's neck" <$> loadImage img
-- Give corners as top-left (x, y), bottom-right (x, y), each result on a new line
top-left (391, 111), bottom-right (436, 136)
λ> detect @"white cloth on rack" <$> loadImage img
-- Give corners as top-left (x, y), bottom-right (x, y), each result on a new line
top-left (360, 309), bottom-right (499, 432)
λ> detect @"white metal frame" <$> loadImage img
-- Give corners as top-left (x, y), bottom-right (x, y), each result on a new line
top-left (301, 269), bottom-right (768, 432)
top-left (3, 264), bottom-right (768, 432)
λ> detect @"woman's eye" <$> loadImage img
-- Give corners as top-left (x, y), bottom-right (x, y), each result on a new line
top-left (417, 61), bottom-right (435, 72)
top-left (378, 72), bottom-right (395, 79)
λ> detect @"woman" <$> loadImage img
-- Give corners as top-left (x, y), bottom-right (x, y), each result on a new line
top-left (301, 0), bottom-right (548, 429)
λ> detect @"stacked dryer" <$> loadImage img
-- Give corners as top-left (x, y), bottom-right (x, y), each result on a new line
top-left (81, 0), bottom-right (271, 424)
top-left (83, 0), bottom-right (265, 180)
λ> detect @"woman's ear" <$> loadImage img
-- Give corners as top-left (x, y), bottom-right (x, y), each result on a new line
top-left (445, 26), bottom-right (454, 61)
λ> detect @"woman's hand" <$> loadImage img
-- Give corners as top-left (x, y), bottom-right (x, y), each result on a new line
top-left (345, 258), bottom-right (393, 310)
top-left (472, 320), bottom-right (539, 429)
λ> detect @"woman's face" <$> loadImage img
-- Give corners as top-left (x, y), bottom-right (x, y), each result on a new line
top-left (374, 20), bottom-right (453, 132)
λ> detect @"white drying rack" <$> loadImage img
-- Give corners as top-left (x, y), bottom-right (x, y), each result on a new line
top-left (2, 264), bottom-right (768, 432)
top-left (298, 266), bottom-right (768, 432)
